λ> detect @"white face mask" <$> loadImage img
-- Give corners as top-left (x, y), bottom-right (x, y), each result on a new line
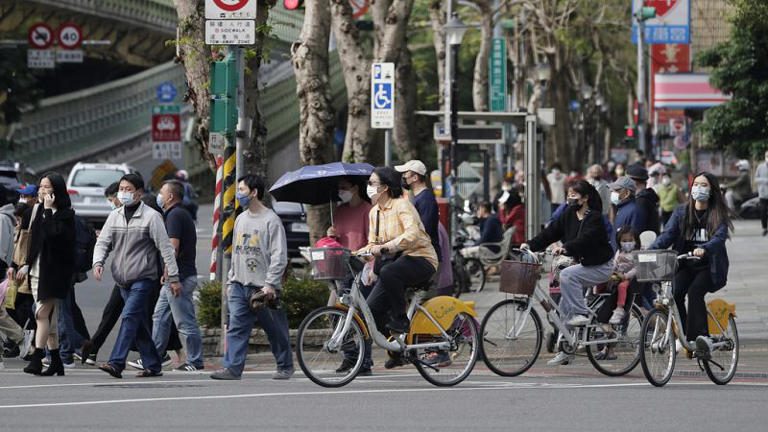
top-left (552, 169), bottom-right (560, 175)
top-left (610, 191), bottom-right (621, 205)
top-left (117, 191), bottom-right (136, 206)
top-left (338, 190), bottom-right (353, 204)
top-left (620, 241), bottom-right (636, 252)
top-left (366, 185), bottom-right (380, 201)
top-left (662, 177), bottom-right (671, 186)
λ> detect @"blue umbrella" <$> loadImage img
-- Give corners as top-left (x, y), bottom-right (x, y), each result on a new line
top-left (269, 162), bottom-right (374, 205)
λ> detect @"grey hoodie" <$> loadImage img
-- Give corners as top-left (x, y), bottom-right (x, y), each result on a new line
top-left (93, 201), bottom-right (179, 286)
top-left (0, 203), bottom-right (15, 267)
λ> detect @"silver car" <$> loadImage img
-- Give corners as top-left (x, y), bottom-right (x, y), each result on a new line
top-left (67, 162), bottom-right (136, 226)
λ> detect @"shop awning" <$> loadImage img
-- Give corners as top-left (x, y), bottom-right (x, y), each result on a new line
top-left (653, 73), bottom-right (731, 109)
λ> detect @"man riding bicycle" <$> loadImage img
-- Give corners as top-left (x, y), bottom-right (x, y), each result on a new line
top-left (522, 180), bottom-right (614, 365)
top-left (650, 172), bottom-right (732, 355)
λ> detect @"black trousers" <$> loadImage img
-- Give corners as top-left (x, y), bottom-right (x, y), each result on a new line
top-left (91, 282), bottom-right (181, 354)
top-left (367, 256), bottom-right (435, 332)
top-left (760, 198), bottom-right (768, 230)
top-left (673, 264), bottom-right (715, 341)
top-left (9, 293), bottom-right (36, 330)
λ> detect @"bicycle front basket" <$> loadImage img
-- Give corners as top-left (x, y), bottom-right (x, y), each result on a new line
top-left (308, 247), bottom-right (351, 280)
top-left (633, 250), bottom-right (678, 282)
top-left (499, 260), bottom-right (541, 296)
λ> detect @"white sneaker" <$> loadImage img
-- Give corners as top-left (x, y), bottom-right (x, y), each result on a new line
top-left (566, 314), bottom-right (591, 327)
top-left (608, 308), bottom-right (626, 325)
top-left (128, 353), bottom-right (173, 370)
top-left (63, 361), bottom-right (76, 369)
top-left (547, 351), bottom-right (573, 366)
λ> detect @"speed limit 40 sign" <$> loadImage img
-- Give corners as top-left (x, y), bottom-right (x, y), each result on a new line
top-left (57, 23), bottom-right (82, 49)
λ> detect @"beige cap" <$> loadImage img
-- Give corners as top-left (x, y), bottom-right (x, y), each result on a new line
top-left (394, 160), bottom-right (427, 176)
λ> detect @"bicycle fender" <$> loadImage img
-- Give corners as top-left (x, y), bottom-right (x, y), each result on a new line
top-left (407, 296), bottom-right (477, 342)
top-left (333, 304), bottom-right (371, 340)
top-left (707, 298), bottom-right (736, 336)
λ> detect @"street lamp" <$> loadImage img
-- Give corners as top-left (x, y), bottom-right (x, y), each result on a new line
top-left (444, 12), bottom-right (468, 247)
top-left (634, 6), bottom-right (657, 156)
top-left (535, 62), bottom-right (551, 85)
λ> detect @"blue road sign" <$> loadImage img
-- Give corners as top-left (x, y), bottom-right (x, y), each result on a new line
top-left (156, 81), bottom-right (177, 103)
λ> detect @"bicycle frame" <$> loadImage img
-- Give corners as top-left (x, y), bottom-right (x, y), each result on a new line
top-left (327, 264), bottom-right (451, 354)
top-left (650, 281), bottom-right (732, 352)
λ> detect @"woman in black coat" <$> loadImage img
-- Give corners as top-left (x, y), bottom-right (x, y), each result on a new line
top-left (17, 172), bottom-right (76, 376)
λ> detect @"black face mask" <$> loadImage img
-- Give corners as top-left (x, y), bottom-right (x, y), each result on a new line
top-left (401, 179), bottom-right (411, 190)
top-left (567, 198), bottom-right (581, 208)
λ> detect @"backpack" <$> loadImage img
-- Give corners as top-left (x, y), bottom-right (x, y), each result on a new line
top-left (74, 215), bottom-right (97, 273)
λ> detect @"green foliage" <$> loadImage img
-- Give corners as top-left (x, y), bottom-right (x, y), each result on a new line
top-left (281, 276), bottom-right (330, 329)
top-left (197, 280), bottom-right (222, 328)
top-left (697, 0), bottom-right (768, 157)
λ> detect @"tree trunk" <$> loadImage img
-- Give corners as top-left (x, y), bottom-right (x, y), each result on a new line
top-left (393, 44), bottom-right (417, 161)
top-left (331, 0), bottom-right (373, 162)
top-left (173, 0), bottom-right (214, 171)
top-left (471, 0), bottom-right (493, 112)
top-left (240, 1), bottom-right (272, 179)
top-left (428, 1), bottom-right (446, 110)
top-left (291, 0), bottom-right (335, 243)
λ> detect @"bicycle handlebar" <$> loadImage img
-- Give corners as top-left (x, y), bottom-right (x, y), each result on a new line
top-left (677, 252), bottom-right (702, 261)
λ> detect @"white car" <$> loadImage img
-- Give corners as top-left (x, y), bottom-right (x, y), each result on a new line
top-left (67, 162), bottom-right (136, 226)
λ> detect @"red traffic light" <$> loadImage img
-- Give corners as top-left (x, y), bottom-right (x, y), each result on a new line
top-left (625, 126), bottom-right (635, 138)
top-left (283, 0), bottom-right (303, 9)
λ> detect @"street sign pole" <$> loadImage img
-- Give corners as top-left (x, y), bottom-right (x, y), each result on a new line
top-left (384, 129), bottom-right (392, 167)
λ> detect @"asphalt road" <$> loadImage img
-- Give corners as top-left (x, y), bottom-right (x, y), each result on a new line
top-left (0, 368), bottom-right (767, 431)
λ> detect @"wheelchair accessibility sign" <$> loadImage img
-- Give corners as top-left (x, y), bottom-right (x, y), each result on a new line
top-left (371, 62), bottom-right (395, 129)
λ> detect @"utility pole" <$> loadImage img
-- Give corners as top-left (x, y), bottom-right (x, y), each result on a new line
top-left (634, 6), bottom-right (656, 156)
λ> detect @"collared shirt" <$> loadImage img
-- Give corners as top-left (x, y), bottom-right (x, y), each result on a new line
top-left (361, 196), bottom-right (438, 270)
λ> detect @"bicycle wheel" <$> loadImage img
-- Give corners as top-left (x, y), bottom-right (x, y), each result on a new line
top-left (640, 308), bottom-right (676, 387)
top-left (464, 258), bottom-right (486, 293)
top-left (586, 304), bottom-right (643, 377)
top-left (413, 312), bottom-right (480, 386)
top-left (480, 299), bottom-right (543, 377)
top-left (703, 315), bottom-right (739, 385)
top-left (296, 306), bottom-right (366, 388)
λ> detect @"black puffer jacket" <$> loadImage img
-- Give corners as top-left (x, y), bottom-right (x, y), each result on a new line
top-left (636, 188), bottom-right (660, 234)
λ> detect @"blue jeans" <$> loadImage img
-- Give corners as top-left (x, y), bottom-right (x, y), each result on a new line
top-left (222, 282), bottom-right (293, 376)
top-left (152, 276), bottom-right (204, 368)
top-left (109, 279), bottom-right (162, 373)
top-left (58, 289), bottom-right (87, 363)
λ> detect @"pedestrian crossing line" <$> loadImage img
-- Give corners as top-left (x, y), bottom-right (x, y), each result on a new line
top-left (1, 380), bottom-right (768, 410)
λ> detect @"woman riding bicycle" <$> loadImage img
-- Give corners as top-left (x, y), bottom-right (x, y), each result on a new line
top-left (358, 167), bottom-right (438, 366)
top-left (649, 172), bottom-right (732, 355)
top-left (522, 180), bottom-right (614, 365)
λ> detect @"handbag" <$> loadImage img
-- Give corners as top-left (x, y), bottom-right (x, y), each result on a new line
top-left (2, 279), bottom-right (16, 309)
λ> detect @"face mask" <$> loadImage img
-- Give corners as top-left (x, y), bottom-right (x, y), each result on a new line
top-left (236, 192), bottom-right (251, 208)
top-left (552, 169), bottom-right (561, 175)
top-left (662, 177), bottom-right (671, 186)
top-left (108, 200), bottom-right (117, 210)
top-left (117, 191), bottom-right (135, 206)
top-left (366, 185), bottom-right (380, 201)
top-left (567, 198), bottom-right (581, 208)
top-left (401, 179), bottom-right (411, 191)
top-left (502, 184), bottom-right (512, 192)
top-left (610, 191), bottom-right (621, 205)
top-left (620, 242), bottom-right (636, 252)
top-left (338, 190), bottom-right (353, 204)
top-left (615, 169), bottom-right (625, 176)
top-left (156, 194), bottom-right (165, 210)
top-left (691, 186), bottom-right (710, 202)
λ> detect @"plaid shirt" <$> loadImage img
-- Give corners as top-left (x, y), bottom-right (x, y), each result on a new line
top-left (359, 196), bottom-right (438, 269)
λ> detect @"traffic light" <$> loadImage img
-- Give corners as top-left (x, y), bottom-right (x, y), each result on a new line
top-left (623, 126), bottom-right (636, 145)
top-left (283, 0), bottom-right (303, 10)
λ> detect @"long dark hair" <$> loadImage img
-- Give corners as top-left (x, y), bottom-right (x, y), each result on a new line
top-left (685, 171), bottom-right (733, 238)
top-left (567, 179), bottom-right (602, 213)
top-left (40, 172), bottom-right (71, 209)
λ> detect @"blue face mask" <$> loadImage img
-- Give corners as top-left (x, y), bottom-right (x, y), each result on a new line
top-left (156, 193), bottom-right (165, 210)
top-left (236, 192), bottom-right (251, 208)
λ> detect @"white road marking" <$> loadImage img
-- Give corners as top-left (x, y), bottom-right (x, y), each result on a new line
top-left (0, 380), bottom-right (766, 409)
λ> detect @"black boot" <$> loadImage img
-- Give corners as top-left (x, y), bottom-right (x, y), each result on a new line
top-left (23, 348), bottom-right (45, 375)
top-left (41, 349), bottom-right (65, 376)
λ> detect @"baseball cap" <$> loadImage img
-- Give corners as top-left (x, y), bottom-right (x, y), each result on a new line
top-left (610, 176), bottom-right (637, 192)
top-left (626, 164), bottom-right (649, 181)
top-left (18, 184), bottom-right (38, 196)
top-left (394, 160), bottom-right (427, 176)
